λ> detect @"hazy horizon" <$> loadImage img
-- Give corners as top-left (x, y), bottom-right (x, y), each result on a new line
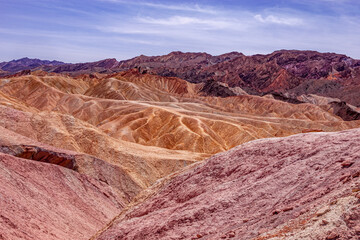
top-left (1, 0), bottom-right (360, 62)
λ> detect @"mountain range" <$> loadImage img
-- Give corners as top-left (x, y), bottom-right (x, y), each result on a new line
top-left (2, 50), bottom-right (360, 106)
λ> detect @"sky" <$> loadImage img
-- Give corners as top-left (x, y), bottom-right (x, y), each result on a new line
top-left (0, 0), bottom-right (360, 62)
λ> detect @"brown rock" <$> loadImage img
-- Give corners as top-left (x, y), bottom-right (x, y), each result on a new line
top-left (354, 225), bottom-right (360, 235)
top-left (341, 160), bottom-right (355, 168)
top-left (356, 193), bottom-right (360, 200)
top-left (325, 231), bottom-right (339, 240)
top-left (273, 209), bottom-right (281, 215)
top-left (282, 206), bottom-right (294, 212)
top-left (339, 174), bottom-right (352, 183)
top-left (321, 219), bottom-right (329, 225)
top-left (228, 232), bottom-right (236, 238)
top-left (316, 207), bottom-right (330, 217)
top-left (351, 170), bottom-right (360, 178)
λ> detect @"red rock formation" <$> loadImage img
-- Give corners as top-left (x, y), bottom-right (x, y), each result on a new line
top-left (96, 129), bottom-right (360, 240)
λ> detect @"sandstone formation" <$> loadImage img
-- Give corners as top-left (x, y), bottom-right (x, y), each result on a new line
top-left (95, 129), bottom-right (360, 240)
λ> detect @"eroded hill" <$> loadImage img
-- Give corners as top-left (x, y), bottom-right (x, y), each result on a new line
top-left (95, 129), bottom-right (360, 240)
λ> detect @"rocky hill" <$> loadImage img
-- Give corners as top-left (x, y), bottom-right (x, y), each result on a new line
top-left (95, 129), bottom-right (360, 240)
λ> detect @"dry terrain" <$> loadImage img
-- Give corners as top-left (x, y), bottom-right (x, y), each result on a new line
top-left (1, 51), bottom-right (360, 240)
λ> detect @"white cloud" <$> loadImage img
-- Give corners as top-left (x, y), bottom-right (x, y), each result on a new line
top-left (141, 2), bottom-right (217, 14)
top-left (254, 14), bottom-right (303, 26)
top-left (137, 16), bottom-right (235, 29)
top-left (100, 0), bottom-right (217, 14)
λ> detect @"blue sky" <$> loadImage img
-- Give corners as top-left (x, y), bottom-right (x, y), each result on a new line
top-left (1, 0), bottom-right (360, 62)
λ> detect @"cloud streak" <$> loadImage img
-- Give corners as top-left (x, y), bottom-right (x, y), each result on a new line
top-left (254, 14), bottom-right (303, 26)
top-left (137, 16), bottom-right (238, 29)
top-left (100, 0), bottom-right (217, 14)
top-left (141, 2), bottom-right (217, 14)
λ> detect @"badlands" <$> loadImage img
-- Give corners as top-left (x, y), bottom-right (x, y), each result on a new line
top-left (0, 50), bottom-right (360, 240)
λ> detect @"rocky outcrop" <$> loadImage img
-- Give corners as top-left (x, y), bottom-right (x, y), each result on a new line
top-left (2, 144), bottom-right (77, 169)
top-left (271, 93), bottom-right (303, 104)
top-left (96, 129), bottom-right (360, 240)
top-left (289, 78), bottom-right (360, 107)
top-left (295, 94), bottom-right (360, 121)
top-left (328, 101), bottom-right (360, 121)
top-left (198, 79), bottom-right (237, 97)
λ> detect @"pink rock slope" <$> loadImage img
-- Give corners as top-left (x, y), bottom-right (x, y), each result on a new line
top-left (96, 129), bottom-right (360, 240)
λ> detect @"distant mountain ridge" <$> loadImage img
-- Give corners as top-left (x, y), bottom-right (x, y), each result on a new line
top-left (38, 58), bottom-right (119, 74)
top-left (3, 50), bottom-right (360, 106)
top-left (0, 57), bottom-right (65, 73)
